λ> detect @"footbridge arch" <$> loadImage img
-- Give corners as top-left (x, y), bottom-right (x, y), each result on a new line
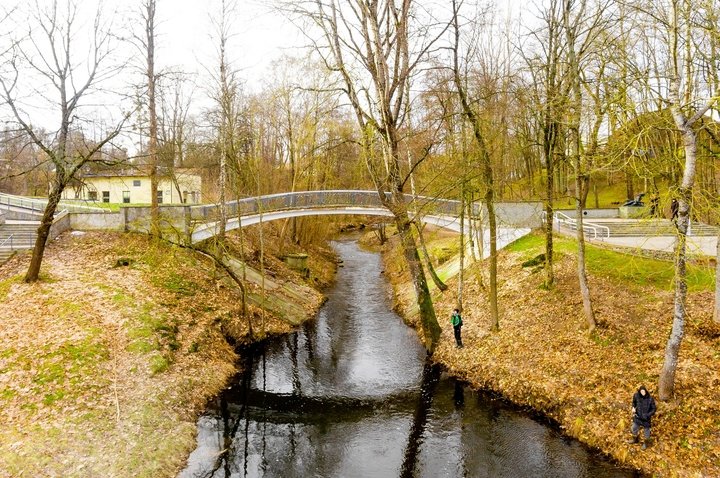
top-left (123, 190), bottom-right (542, 253)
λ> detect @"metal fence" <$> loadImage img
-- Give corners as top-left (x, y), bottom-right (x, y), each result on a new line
top-left (0, 192), bottom-right (107, 214)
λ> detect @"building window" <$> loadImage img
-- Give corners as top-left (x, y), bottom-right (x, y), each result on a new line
top-left (122, 191), bottom-right (130, 203)
top-left (88, 191), bottom-right (97, 201)
top-left (133, 180), bottom-right (141, 187)
top-left (156, 190), bottom-right (163, 204)
top-left (102, 191), bottom-right (110, 203)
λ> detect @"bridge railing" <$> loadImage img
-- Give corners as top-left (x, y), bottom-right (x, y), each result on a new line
top-left (0, 192), bottom-right (108, 214)
top-left (189, 190), bottom-right (467, 221)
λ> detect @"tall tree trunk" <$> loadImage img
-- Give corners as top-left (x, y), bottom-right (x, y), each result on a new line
top-left (658, 124), bottom-right (696, 400)
top-left (575, 175), bottom-right (596, 330)
top-left (452, 0), bottom-right (499, 329)
top-left (146, 0), bottom-right (159, 231)
top-left (216, 16), bottom-right (230, 242)
top-left (544, 127), bottom-right (555, 289)
top-left (457, 191), bottom-right (465, 311)
top-left (397, 212), bottom-right (441, 350)
top-left (415, 222), bottom-right (448, 292)
top-left (486, 189), bottom-right (499, 330)
top-left (25, 179), bottom-right (63, 282)
top-left (657, 0), bottom-right (710, 400)
top-left (467, 193), bottom-right (477, 262)
top-left (564, 0), bottom-right (596, 331)
top-left (714, 229), bottom-right (720, 324)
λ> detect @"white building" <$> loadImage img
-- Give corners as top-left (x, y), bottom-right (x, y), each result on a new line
top-left (61, 169), bottom-right (202, 204)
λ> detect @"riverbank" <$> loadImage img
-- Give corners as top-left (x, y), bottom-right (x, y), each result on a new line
top-left (379, 229), bottom-right (719, 478)
top-left (0, 229), bottom-right (332, 477)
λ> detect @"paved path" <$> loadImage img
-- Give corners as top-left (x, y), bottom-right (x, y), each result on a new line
top-left (599, 235), bottom-right (717, 256)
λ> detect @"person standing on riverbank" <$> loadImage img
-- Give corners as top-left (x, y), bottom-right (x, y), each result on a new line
top-left (451, 308), bottom-right (463, 348)
top-left (628, 385), bottom-right (657, 449)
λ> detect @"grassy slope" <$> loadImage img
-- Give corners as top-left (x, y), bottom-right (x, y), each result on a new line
top-left (383, 229), bottom-right (719, 478)
top-left (0, 231), bottom-right (328, 477)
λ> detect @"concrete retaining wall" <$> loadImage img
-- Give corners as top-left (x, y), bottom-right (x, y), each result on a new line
top-left (70, 212), bottom-right (124, 231)
top-left (49, 212), bottom-right (72, 240)
top-left (556, 208), bottom-right (620, 219)
top-left (478, 201), bottom-right (544, 228)
top-left (123, 205), bottom-right (190, 244)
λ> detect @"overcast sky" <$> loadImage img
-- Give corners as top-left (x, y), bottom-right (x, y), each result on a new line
top-left (2, 0), bottom-right (524, 152)
top-left (149, 0), bottom-right (302, 88)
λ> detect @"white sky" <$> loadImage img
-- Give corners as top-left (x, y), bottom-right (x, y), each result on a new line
top-left (2, 0), bottom-right (523, 153)
top-left (150, 0), bottom-right (303, 88)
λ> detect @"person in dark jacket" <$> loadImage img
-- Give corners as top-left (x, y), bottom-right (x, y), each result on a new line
top-left (451, 308), bottom-right (463, 348)
top-left (629, 385), bottom-right (657, 449)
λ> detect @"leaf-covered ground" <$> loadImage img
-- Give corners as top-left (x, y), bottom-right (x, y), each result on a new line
top-left (383, 230), bottom-right (720, 478)
top-left (0, 230), bottom-right (329, 477)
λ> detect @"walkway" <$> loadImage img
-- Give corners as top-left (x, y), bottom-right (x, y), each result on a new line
top-left (187, 190), bottom-right (541, 243)
top-left (552, 214), bottom-right (719, 256)
top-left (601, 235), bottom-right (717, 256)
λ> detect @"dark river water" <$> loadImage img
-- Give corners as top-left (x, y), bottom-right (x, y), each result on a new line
top-left (179, 238), bottom-right (638, 478)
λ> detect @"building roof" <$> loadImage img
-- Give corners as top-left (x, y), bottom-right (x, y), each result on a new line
top-left (83, 167), bottom-right (201, 179)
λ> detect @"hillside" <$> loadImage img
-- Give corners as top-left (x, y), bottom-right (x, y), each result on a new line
top-left (0, 230), bottom-right (332, 477)
top-left (380, 229), bottom-right (719, 478)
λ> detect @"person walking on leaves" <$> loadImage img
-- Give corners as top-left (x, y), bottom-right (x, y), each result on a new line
top-left (628, 385), bottom-right (657, 449)
top-left (451, 308), bottom-right (463, 348)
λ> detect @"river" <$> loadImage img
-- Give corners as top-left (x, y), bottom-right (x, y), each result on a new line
top-left (179, 238), bottom-right (638, 478)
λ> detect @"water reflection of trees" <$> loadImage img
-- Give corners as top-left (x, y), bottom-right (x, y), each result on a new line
top-left (400, 358), bottom-right (441, 478)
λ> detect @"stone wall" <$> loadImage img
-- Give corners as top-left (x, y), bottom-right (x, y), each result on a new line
top-left (122, 205), bottom-right (191, 244)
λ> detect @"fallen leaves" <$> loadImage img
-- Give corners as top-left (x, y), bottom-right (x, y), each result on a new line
top-left (382, 231), bottom-right (720, 478)
top-left (0, 230), bottom-right (329, 477)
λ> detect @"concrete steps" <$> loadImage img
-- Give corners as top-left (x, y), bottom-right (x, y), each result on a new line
top-left (557, 218), bottom-right (718, 238)
top-left (599, 220), bottom-right (717, 237)
top-left (0, 222), bottom-right (39, 264)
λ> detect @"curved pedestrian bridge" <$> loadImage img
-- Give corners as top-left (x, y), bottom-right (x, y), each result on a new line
top-left (181, 190), bottom-right (541, 245)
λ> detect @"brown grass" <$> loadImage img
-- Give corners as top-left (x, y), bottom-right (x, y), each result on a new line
top-left (0, 230), bottom-right (327, 477)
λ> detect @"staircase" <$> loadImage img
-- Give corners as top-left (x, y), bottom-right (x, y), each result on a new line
top-left (553, 215), bottom-right (719, 239)
top-left (0, 222), bottom-right (39, 264)
top-left (597, 220), bottom-right (718, 237)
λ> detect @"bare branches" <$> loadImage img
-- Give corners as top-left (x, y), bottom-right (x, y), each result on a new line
top-left (0, 0), bottom-right (129, 282)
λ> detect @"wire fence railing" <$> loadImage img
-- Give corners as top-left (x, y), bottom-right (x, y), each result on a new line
top-left (189, 190), bottom-right (476, 221)
top-left (0, 192), bottom-right (107, 214)
top-left (550, 211), bottom-right (611, 239)
top-left (0, 234), bottom-right (14, 250)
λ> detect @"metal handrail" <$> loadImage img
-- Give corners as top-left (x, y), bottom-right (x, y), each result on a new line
top-left (0, 192), bottom-right (107, 213)
top-left (189, 190), bottom-right (470, 221)
top-left (552, 211), bottom-right (611, 239)
top-left (0, 234), bottom-right (14, 250)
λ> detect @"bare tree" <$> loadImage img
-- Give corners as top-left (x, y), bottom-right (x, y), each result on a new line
top-left (715, 232), bottom-right (720, 324)
top-left (290, 0), bottom-right (444, 350)
top-left (523, 0), bottom-right (566, 289)
top-left (562, 0), bottom-right (612, 331)
top-left (450, 0), bottom-right (500, 330)
top-left (637, 0), bottom-right (720, 400)
top-left (141, 0), bottom-right (160, 227)
top-left (157, 71), bottom-right (196, 202)
top-left (0, 1), bottom-right (127, 282)
top-left (208, 0), bottom-right (241, 242)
